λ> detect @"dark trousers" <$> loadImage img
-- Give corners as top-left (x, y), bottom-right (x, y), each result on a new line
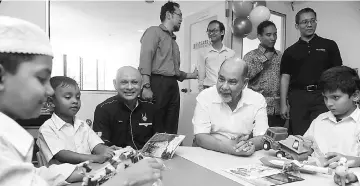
top-left (268, 115), bottom-right (286, 127)
top-left (151, 75), bottom-right (180, 134)
top-left (288, 89), bottom-right (328, 135)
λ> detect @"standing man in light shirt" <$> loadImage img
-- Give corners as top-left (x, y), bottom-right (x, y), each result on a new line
top-left (192, 57), bottom-right (268, 156)
top-left (198, 20), bottom-right (235, 91)
top-left (139, 1), bottom-right (197, 134)
top-left (243, 20), bottom-right (285, 127)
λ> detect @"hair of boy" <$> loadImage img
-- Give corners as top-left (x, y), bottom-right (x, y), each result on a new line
top-left (208, 20), bottom-right (225, 41)
top-left (257, 20), bottom-right (276, 35)
top-left (160, 1), bottom-right (180, 22)
top-left (295, 7), bottom-right (317, 24)
top-left (319, 66), bottom-right (360, 96)
top-left (0, 53), bottom-right (38, 74)
top-left (50, 76), bottom-right (79, 91)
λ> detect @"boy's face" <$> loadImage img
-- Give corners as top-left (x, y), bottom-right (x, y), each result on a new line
top-left (0, 55), bottom-right (53, 119)
top-left (53, 84), bottom-right (81, 118)
top-left (323, 89), bottom-right (359, 119)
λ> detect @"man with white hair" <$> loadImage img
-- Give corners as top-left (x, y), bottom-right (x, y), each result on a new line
top-left (192, 57), bottom-right (269, 156)
top-left (93, 66), bottom-right (162, 150)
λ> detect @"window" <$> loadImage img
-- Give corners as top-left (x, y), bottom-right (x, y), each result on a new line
top-left (241, 11), bottom-right (286, 57)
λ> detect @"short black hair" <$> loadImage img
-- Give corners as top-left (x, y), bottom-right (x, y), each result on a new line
top-left (50, 76), bottom-right (79, 91)
top-left (208, 20), bottom-right (225, 41)
top-left (319, 66), bottom-right (360, 96)
top-left (295, 7), bottom-right (317, 24)
top-left (0, 53), bottom-right (38, 74)
top-left (257, 20), bottom-right (276, 35)
top-left (160, 1), bottom-right (180, 22)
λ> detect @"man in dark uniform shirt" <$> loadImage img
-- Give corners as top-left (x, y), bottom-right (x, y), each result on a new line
top-left (280, 7), bottom-right (342, 135)
top-left (93, 66), bottom-right (162, 150)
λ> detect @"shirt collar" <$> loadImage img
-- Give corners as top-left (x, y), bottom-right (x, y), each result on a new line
top-left (297, 34), bottom-right (319, 44)
top-left (51, 113), bottom-right (83, 131)
top-left (209, 44), bottom-right (229, 53)
top-left (321, 107), bottom-right (360, 123)
top-left (257, 44), bottom-right (278, 55)
top-left (116, 95), bottom-right (140, 111)
top-left (0, 112), bottom-right (34, 157)
top-left (213, 87), bottom-right (255, 107)
top-left (159, 24), bottom-right (176, 40)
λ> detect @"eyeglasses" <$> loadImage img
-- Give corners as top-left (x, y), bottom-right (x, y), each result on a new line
top-left (298, 19), bottom-right (317, 26)
top-left (172, 12), bottom-right (182, 18)
top-left (206, 29), bottom-right (220, 34)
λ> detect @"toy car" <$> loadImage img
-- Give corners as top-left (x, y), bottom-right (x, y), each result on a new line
top-left (262, 127), bottom-right (288, 151)
top-left (263, 127), bottom-right (312, 161)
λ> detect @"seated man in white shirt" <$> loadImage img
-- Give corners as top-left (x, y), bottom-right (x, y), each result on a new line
top-left (192, 56), bottom-right (269, 156)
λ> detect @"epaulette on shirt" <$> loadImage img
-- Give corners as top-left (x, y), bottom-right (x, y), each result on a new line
top-left (99, 99), bottom-right (118, 108)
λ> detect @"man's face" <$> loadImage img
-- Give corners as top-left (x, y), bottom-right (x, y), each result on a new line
top-left (207, 23), bottom-right (224, 43)
top-left (216, 65), bottom-right (248, 103)
top-left (114, 70), bottom-right (142, 101)
top-left (296, 12), bottom-right (317, 37)
top-left (258, 25), bottom-right (277, 48)
top-left (0, 55), bottom-right (54, 119)
top-left (323, 89), bottom-right (358, 119)
top-left (171, 7), bottom-right (182, 32)
top-left (53, 85), bottom-right (81, 118)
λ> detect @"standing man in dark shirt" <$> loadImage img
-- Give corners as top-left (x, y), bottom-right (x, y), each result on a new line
top-left (139, 1), bottom-right (197, 134)
top-left (280, 8), bottom-right (342, 135)
top-left (93, 66), bottom-right (162, 150)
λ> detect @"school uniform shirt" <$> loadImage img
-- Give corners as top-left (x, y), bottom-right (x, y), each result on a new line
top-left (192, 86), bottom-right (269, 140)
top-left (197, 45), bottom-right (235, 87)
top-left (38, 113), bottom-right (104, 165)
top-left (304, 107), bottom-right (360, 156)
top-left (0, 112), bottom-right (75, 186)
top-left (243, 44), bottom-right (282, 115)
top-left (93, 95), bottom-right (162, 150)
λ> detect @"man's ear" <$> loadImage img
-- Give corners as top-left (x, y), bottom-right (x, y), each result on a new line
top-left (113, 79), bottom-right (118, 91)
top-left (352, 90), bottom-right (360, 102)
top-left (295, 23), bottom-right (299, 30)
top-left (243, 78), bottom-right (249, 89)
top-left (0, 64), bottom-right (6, 91)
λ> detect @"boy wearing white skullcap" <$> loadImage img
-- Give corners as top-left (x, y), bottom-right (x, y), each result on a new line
top-left (0, 16), bottom-right (89, 186)
top-left (0, 16), bottom-right (164, 186)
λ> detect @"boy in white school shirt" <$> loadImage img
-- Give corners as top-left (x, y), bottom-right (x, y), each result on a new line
top-left (302, 66), bottom-right (360, 185)
top-left (0, 16), bottom-right (164, 186)
top-left (37, 76), bottom-right (116, 166)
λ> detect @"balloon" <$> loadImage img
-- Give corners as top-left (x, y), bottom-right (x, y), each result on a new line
top-left (246, 28), bottom-right (258, 40)
top-left (232, 1), bottom-right (253, 18)
top-left (232, 17), bottom-right (252, 38)
top-left (249, 6), bottom-right (271, 26)
top-left (252, 1), bottom-right (267, 8)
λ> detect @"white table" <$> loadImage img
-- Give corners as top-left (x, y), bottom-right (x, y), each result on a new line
top-left (175, 146), bottom-right (360, 186)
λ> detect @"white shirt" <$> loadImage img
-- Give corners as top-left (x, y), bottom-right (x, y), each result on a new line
top-left (38, 113), bottom-right (103, 165)
top-left (304, 107), bottom-right (360, 156)
top-left (197, 45), bottom-right (235, 87)
top-left (0, 112), bottom-right (75, 186)
top-left (192, 86), bottom-right (269, 139)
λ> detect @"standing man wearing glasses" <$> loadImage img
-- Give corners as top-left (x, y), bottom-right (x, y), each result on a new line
top-left (139, 1), bottom-right (197, 134)
top-left (197, 20), bottom-right (235, 92)
top-left (280, 8), bottom-right (342, 135)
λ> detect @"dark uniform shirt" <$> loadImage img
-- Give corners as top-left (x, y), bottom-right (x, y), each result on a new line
top-left (280, 34), bottom-right (342, 88)
top-left (93, 95), bottom-right (162, 150)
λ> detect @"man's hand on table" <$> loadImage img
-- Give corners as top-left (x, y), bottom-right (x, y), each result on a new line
top-left (334, 171), bottom-right (358, 186)
top-left (121, 158), bottom-right (165, 186)
top-left (232, 134), bottom-right (255, 156)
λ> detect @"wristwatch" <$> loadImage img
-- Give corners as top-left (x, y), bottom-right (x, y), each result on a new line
top-left (143, 83), bottom-right (151, 89)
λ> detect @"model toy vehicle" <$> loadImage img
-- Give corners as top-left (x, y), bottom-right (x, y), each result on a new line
top-left (263, 127), bottom-right (312, 161)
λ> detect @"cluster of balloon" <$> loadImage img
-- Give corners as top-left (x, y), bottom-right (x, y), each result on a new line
top-left (231, 0), bottom-right (271, 40)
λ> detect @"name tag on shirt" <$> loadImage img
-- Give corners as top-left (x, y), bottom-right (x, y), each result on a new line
top-left (139, 123), bottom-right (152, 127)
top-left (316, 48), bottom-right (326, 52)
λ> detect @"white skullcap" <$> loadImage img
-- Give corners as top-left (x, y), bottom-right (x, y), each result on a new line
top-left (0, 16), bottom-right (53, 57)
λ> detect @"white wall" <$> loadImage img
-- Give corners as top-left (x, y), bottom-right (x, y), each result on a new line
top-left (286, 1), bottom-right (360, 70)
top-left (0, 0), bottom-right (47, 31)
